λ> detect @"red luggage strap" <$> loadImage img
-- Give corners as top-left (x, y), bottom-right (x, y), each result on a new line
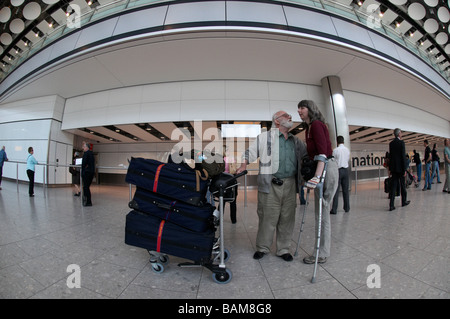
top-left (153, 164), bottom-right (165, 192)
top-left (156, 220), bottom-right (165, 252)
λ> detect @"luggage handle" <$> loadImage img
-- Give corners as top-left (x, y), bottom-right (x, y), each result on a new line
top-left (195, 169), bottom-right (209, 192)
top-left (152, 200), bottom-right (179, 212)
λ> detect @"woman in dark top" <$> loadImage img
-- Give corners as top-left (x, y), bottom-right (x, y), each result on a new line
top-left (297, 100), bottom-right (338, 265)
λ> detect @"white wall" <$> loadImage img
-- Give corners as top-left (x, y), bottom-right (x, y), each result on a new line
top-left (0, 95), bottom-right (74, 184)
top-left (62, 80), bottom-right (324, 129)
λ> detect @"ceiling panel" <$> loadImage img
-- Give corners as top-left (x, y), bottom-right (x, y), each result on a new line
top-left (151, 122), bottom-right (180, 141)
top-left (87, 126), bottom-right (137, 143)
top-left (115, 124), bottom-right (162, 142)
top-left (70, 128), bottom-right (113, 144)
top-left (349, 125), bottom-right (447, 146)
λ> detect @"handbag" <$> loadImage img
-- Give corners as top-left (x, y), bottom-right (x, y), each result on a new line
top-left (301, 157), bottom-right (317, 181)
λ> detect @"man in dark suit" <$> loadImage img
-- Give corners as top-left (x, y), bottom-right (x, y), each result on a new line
top-left (81, 142), bottom-right (95, 207)
top-left (388, 128), bottom-right (410, 211)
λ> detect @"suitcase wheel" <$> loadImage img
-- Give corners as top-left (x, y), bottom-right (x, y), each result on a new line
top-left (151, 262), bottom-right (165, 273)
top-left (148, 251), bottom-right (169, 274)
top-left (212, 268), bottom-right (232, 284)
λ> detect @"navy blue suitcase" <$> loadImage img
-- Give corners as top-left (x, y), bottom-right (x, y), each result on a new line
top-left (125, 157), bottom-right (209, 206)
top-left (125, 210), bottom-right (215, 263)
top-left (129, 187), bottom-right (215, 232)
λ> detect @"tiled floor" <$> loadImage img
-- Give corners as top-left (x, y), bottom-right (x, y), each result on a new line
top-left (0, 178), bottom-right (448, 299)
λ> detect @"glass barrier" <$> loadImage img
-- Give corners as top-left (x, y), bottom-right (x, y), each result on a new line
top-left (0, 0), bottom-right (448, 82)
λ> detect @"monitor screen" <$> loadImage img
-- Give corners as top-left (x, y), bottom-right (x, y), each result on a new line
top-left (221, 124), bottom-right (261, 138)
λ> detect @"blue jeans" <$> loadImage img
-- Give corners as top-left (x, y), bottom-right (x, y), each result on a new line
top-left (431, 160), bottom-right (441, 183)
top-left (424, 162), bottom-right (432, 189)
top-left (416, 163), bottom-right (422, 181)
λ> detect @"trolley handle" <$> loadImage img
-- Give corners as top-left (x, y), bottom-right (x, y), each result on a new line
top-left (226, 169), bottom-right (248, 183)
top-left (212, 170), bottom-right (248, 194)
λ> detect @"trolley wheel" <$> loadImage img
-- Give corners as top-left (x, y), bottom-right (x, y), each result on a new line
top-left (212, 248), bottom-right (230, 263)
top-left (151, 262), bottom-right (165, 274)
top-left (212, 268), bottom-right (232, 284)
top-left (223, 248), bottom-right (230, 262)
top-left (159, 254), bottom-right (169, 265)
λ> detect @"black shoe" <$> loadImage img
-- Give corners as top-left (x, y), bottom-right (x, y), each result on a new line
top-left (402, 200), bottom-right (410, 207)
top-left (29, 194), bottom-right (34, 197)
top-left (253, 251), bottom-right (265, 260)
top-left (279, 253), bottom-right (293, 262)
top-left (330, 210), bottom-right (336, 215)
top-left (74, 192), bottom-right (81, 197)
top-left (389, 206), bottom-right (395, 211)
top-left (83, 203), bottom-right (92, 207)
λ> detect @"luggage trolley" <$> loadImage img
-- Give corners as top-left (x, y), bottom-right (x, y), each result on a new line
top-left (127, 168), bottom-right (247, 285)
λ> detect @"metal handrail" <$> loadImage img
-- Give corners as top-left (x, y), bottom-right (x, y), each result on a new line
top-left (2, 159), bottom-right (391, 211)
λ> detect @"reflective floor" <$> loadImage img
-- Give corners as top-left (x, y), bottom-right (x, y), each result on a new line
top-left (0, 178), bottom-right (448, 299)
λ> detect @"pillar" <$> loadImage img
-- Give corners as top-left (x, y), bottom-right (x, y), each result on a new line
top-left (321, 75), bottom-right (352, 189)
top-left (321, 75), bottom-right (350, 151)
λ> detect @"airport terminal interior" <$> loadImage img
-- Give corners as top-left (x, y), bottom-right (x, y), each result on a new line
top-left (0, 0), bottom-right (449, 299)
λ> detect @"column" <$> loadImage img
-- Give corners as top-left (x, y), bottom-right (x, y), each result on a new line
top-left (321, 75), bottom-right (352, 189)
top-left (321, 75), bottom-right (350, 151)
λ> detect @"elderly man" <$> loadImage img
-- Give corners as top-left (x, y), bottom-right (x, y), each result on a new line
top-left (236, 110), bottom-right (308, 262)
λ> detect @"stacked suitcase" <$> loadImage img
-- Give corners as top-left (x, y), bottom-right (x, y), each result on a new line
top-left (124, 157), bottom-right (236, 283)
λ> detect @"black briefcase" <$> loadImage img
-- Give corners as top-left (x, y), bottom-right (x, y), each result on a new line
top-left (129, 187), bottom-right (216, 232)
top-left (125, 210), bottom-right (215, 263)
top-left (126, 157), bottom-right (209, 206)
top-left (385, 177), bottom-right (400, 196)
top-left (384, 177), bottom-right (391, 193)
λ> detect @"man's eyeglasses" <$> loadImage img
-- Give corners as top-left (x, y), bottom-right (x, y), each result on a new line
top-left (276, 113), bottom-right (291, 120)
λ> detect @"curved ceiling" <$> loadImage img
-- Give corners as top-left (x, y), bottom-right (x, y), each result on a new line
top-left (4, 26), bottom-right (449, 120)
top-left (1, 0), bottom-right (450, 77)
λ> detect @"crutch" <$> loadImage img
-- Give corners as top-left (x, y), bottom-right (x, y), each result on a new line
top-left (311, 155), bottom-right (328, 283)
top-left (294, 187), bottom-right (310, 257)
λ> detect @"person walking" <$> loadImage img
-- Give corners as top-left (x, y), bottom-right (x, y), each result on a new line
top-left (236, 110), bottom-right (308, 262)
top-left (388, 128), bottom-right (410, 211)
top-left (27, 147), bottom-right (38, 197)
top-left (331, 135), bottom-right (350, 214)
top-left (431, 143), bottom-right (441, 184)
top-left (423, 140), bottom-right (432, 191)
top-left (297, 100), bottom-right (338, 265)
top-left (442, 139), bottom-right (450, 194)
top-left (0, 146), bottom-right (8, 190)
top-left (81, 142), bottom-right (95, 206)
top-left (413, 149), bottom-right (421, 182)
